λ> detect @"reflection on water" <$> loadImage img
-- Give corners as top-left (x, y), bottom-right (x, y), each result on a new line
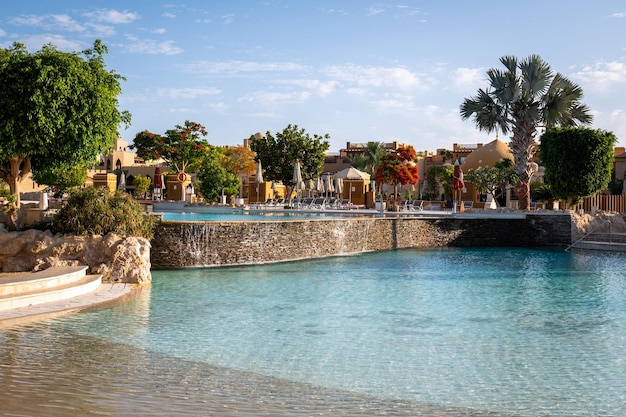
top-left (1, 247), bottom-right (626, 416)
top-left (0, 327), bottom-right (515, 416)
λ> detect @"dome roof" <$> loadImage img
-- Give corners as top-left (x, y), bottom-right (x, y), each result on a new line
top-left (461, 138), bottom-right (514, 171)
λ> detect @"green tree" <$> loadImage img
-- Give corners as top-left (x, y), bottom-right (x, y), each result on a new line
top-left (33, 161), bottom-right (89, 194)
top-left (249, 124), bottom-right (330, 193)
top-left (131, 120), bottom-right (209, 174)
top-left (197, 147), bottom-right (240, 202)
top-left (425, 165), bottom-right (453, 200)
top-left (132, 174), bottom-right (152, 199)
top-left (464, 158), bottom-right (519, 207)
top-left (0, 40), bottom-right (131, 207)
top-left (460, 55), bottom-right (592, 210)
top-left (540, 127), bottom-right (616, 207)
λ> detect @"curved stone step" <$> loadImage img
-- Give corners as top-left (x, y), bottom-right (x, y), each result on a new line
top-left (0, 274), bottom-right (102, 311)
top-left (0, 266), bottom-right (90, 297)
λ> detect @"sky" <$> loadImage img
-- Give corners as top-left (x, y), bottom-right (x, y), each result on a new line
top-left (2, 1), bottom-right (626, 153)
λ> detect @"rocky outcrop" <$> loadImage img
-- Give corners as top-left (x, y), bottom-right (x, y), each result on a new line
top-left (0, 229), bottom-right (151, 284)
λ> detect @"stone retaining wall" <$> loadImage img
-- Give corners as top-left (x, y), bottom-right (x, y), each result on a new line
top-left (150, 213), bottom-right (572, 269)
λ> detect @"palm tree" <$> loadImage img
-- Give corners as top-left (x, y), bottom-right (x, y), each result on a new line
top-left (460, 55), bottom-right (592, 209)
top-left (350, 142), bottom-right (388, 176)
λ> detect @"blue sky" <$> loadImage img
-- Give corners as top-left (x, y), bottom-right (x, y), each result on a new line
top-left (3, 1), bottom-right (626, 153)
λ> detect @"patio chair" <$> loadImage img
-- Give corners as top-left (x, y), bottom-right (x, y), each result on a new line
top-left (411, 200), bottom-right (424, 212)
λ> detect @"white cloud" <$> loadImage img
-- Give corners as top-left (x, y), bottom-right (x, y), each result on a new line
top-left (153, 28), bottom-right (167, 34)
top-left (163, 12), bottom-right (176, 19)
top-left (85, 9), bottom-right (138, 24)
top-left (608, 12), bottom-right (626, 18)
top-left (280, 79), bottom-right (341, 96)
top-left (571, 61), bottom-right (626, 91)
top-left (123, 37), bottom-right (183, 55)
top-left (239, 90), bottom-right (312, 105)
top-left (453, 67), bottom-right (485, 90)
top-left (185, 60), bottom-right (307, 74)
top-left (8, 34), bottom-right (82, 51)
top-left (367, 6), bottom-right (385, 16)
top-left (0, 28), bottom-right (6, 37)
top-left (322, 64), bottom-right (421, 89)
top-left (85, 22), bottom-right (115, 36)
top-left (11, 14), bottom-right (84, 32)
top-left (154, 87), bottom-right (222, 100)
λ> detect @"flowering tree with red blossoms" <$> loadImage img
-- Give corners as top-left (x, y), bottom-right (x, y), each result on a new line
top-left (130, 120), bottom-right (210, 174)
top-left (374, 145), bottom-right (420, 197)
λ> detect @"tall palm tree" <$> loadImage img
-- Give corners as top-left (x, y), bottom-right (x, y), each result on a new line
top-left (460, 55), bottom-right (592, 209)
top-left (349, 141), bottom-right (388, 176)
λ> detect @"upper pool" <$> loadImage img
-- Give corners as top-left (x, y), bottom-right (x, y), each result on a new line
top-left (158, 210), bottom-right (376, 221)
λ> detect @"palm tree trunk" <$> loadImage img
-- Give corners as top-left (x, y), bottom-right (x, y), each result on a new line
top-left (510, 123), bottom-right (538, 210)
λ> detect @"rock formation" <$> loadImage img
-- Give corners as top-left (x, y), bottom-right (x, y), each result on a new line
top-left (0, 229), bottom-right (151, 284)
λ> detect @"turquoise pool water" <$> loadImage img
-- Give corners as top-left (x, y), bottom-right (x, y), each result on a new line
top-left (159, 210), bottom-right (370, 221)
top-left (1, 247), bottom-right (625, 416)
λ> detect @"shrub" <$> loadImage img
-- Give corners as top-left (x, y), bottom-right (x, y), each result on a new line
top-left (51, 187), bottom-right (154, 239)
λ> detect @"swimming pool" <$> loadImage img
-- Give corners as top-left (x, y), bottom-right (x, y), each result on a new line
top-left (2, 247), bottom-right (625, 416)
top-left (158, 208), bottom-right (378, 221)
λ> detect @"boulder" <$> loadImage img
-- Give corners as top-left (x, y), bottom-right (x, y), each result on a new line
top-left (0, 230), bottom-right (151, 283)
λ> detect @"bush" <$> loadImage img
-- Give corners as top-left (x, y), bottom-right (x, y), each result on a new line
top-left (51, 187), bottom-right (154, 239)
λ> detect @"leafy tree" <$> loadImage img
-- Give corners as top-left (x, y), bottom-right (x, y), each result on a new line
top-left (425, 165), bottom-right (452, 200)
top-left (132, 174), bottom-right (152, 199)
top-left (197, 147), bottom-right (240, 202)
top-left (374, 145), bottom-right (420, 196)
top-left (540, 127), bottom-right (616, 207)
top-left (33, 161), bottom-right (89, 194)
top-left (51, 187), bottom-right (154, 239)
top-left (460, 55), bottom-right (592, 210)
top-left (250, 124), bottom-right (330, 193)
top-left (464, 158), bottom-right (519, 207)
top-left (131, 120), bottom-right (209, 174)
top-left (222, 145), bottom-right (256, 197)
top-left (0, 40), bottom-right (131, 207)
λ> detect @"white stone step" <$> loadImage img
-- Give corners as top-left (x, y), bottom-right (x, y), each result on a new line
top-left (0, 266), bottom-right (103, 311)
top-left (0, 266), bottom-right (89, 297)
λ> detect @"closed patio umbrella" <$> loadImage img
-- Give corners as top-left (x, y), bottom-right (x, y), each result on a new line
top-left (325, 175), bottom-right (334, 197)
top-left (256, 160), bottom-right (264, 184)
top-left (292, 160), bottom-right (303, 199)
top-left (153, 167), bottom-right (163, 200)
top-left (118, 171), bottom-right (126, 191)
top-left (256, 160), bottom-right (264, 202)
top-left (335, 177), bottom-right (343, 198)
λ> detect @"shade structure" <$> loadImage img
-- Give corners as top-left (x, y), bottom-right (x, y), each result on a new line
top-left (118, 171), bottom-right (126, 190)
top-left (292, 159), bottom-right (303, 197)
top-left (334, 166), bottom-right (370, 205)
top-left (334, 166), bottom-right (370, 180)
